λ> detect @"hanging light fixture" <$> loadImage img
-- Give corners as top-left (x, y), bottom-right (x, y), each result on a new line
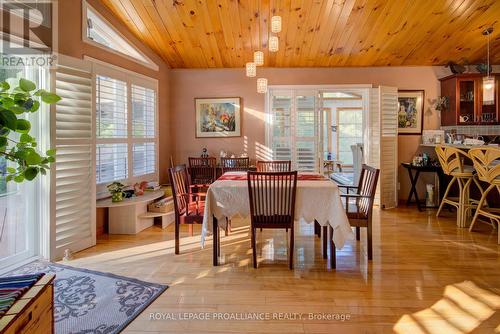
top-left (254, 51), bottom-right (264, 66)
top-left (269, 36), bottom-right (279, 52)
top-left (257, 78), bottom-right (268, 94)
top-left (246, 62), bottom-right (256, 77)
top-left (271, 16), bottom-right (282, 33)
top-left (482, 27), bottom-right (495, 105)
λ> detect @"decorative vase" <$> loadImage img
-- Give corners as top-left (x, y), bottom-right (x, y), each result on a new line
top-left (111, 192), bottom-right (124, 202)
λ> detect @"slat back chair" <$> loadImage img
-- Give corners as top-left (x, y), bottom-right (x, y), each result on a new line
top-left (169, 164), bottom-right (205, 254)
top-left (435, 145), bottom-right (483, 227)
top-left (221, 157), bottom-right (250, 173)
top-left (468, 147), bottom-right (500, 236)
top-left (247, 171), bottom-right (298, 269)
top-left (256, 160), bottom-right (291, 172)
top-left (339, 164), bottom-right (379, 260)
top-left (188, 157), bottom-right (217, 185)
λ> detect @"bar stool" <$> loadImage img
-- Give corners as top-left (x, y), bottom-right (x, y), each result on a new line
top-left (435, 145), bottom-right (484, 227)
top-left (468, 147), bottom-right (500, 242)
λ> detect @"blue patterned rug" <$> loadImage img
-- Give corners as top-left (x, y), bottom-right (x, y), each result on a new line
top-left (5, 260), bottom-right (168, 334)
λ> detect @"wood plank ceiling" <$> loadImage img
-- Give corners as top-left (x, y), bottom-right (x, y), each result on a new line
top-left (101, 0), bottom-right (500, 69)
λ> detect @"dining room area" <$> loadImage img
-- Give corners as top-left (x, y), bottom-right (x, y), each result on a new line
top-left (1, 0), bottom-right (500, 333)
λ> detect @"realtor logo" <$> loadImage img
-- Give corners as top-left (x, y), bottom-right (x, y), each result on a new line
top-left (1, 0), bottom-right (57, 67)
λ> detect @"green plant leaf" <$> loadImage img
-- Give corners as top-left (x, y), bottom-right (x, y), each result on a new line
top-left (47, 156), bottom-right (55, 163)
top-left (41, 92), bottom-right (61, 104)
top-left (0, 137), bottom-right (6, 148)
top-left (46, 149), bottom-right (56, 156)
top-left (19, 78), bottom-right (36, 92)
top-left (39, 168), bottom-right (47, 175)
top-left (25, 150), bottom-right (42, 165)
top-left (6, 175), bottom-right (13, 182)
top-left (0, 109), bottom-right (18, 130)
top-left (16, 119), bottom-right (31, 133)
top-left (14, 174), bottom-right (25, 183)
top-left (1, 97), bottom-right (14, 109)
top-left (29, 100), bottom-right (40, 112)
top-left (0, 81), bottom-right (10, 92)
top-left (6, 167), bottom-right (16, 174)
top-left (20, 133), bottom-right (33, 143)
top-left (24, 167), bottom-right (38, 181)
top-left (9, 105), bottom-right (27, 115)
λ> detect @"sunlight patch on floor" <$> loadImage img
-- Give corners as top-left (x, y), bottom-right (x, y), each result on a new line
top-left (393, 281), bottom-right (500, 334)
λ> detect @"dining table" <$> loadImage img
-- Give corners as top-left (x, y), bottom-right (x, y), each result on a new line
top-left (202, 171), bottom-right (354, 267)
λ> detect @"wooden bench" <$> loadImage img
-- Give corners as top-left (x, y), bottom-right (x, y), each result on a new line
top-left (0, 274), bottom-right (55, 334)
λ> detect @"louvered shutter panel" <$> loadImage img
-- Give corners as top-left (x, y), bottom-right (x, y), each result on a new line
top-left (270, 92), bottom-right (293, 162)
top-left (295, 93), bottom-right (318, 172)
top-left (378, 86), bottom-right (398, 209)
top-left (50, 55), bottom-right (95, 260)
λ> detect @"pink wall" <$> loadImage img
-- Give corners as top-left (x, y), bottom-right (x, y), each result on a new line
top-left (171, 66), bottom-right (450, 200)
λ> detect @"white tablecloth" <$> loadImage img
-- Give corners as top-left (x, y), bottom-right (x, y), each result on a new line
top-left (202, 172), bottom-right (354, 249)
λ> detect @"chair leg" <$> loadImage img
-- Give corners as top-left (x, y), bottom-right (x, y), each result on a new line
top-left (225, 218), bottom-right (230, 237)
top-left (175, 220), bottom-right (180, 255)
top-left (329, 226), bottom-right (336, 269)
top-left (470, 184), bottom-right (494, 232)
top-left (367, 221), bottom-right (373, 261)
top-left (437, 176), bottom-right (456, 217)
top-left (289, 224), bottom-right (294, 270)
top-left (189, 224), bottom-right (194, 236)
top-left (251, 227), bottom-right (257, 268)
top-left (356, 227), bottom-right (360, 241)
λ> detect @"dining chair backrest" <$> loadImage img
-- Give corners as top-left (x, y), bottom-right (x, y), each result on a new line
top-left (256, 160), bottom-right (292, 172)
top-left (468, 147), bottom-right (500, 184)
top-left (247, 171), bottom-right (298, 225)
top-left (188, 157), bottom-right (217, 184)
top-left (169, 164), bottom-right (190, 215)
top-left (356, 165), bottom-right (380, 218)
top-left (221, 157), bottom-right (250, 173)
top-left (435, 145), bottom-right (470, 176)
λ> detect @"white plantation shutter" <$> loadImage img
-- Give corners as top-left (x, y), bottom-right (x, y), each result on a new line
top-left (295, 93), bottom-right (318, 172)
top-left (50, 55), bottom-right (96, 260)
top-left (378, 86), bottom-right (398, 209)
top-left (270, 93), bottom-right (293, 162)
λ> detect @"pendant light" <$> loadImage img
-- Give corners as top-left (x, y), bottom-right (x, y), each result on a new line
top-left (269, 36), bottom-right (279, 52)
top-left (482, 27), bottom-right (495, 105)
top-left (257, 78), bottom-right (268, 94)
top-left (254, 51), bottom-right (264, 66)
top-left (246, 62), bottom-right (256, 77)
top-left (271, 16), bottom-right (282, 33)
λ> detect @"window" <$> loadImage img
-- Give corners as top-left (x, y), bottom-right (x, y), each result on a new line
top-left (94, 66), bottom-right (158, 189)
top-left (83, 1), bottom-right (158, 71)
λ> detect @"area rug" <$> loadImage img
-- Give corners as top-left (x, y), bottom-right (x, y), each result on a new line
top-left (4, 260), bottom-right (168, 334)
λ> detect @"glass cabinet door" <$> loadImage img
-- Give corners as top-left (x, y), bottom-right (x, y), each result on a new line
top-left (479, 76), bottom-right (498, 124)
top-left (457, 78), bottom-right (477, 124)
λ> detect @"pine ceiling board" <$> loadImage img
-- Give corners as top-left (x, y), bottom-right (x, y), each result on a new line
top-left (295, 0), bottom-right (323, 67)
top-left (101, 0), bottom-right (500, 68)
top-left (424, 1), bottom-right (500, 65)
top-left (331, 0), bottom-right (373, 67)
top-left (306, 0), bottom-right (340, 67)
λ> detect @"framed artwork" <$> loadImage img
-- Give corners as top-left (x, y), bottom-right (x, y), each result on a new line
top-left (397, 90), bottom-right (425, 135)
top-left (195, 97), bottom-right (242, 138)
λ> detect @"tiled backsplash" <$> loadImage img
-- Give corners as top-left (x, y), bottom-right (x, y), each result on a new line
top-left (440, 125), bottom-right (500, 136)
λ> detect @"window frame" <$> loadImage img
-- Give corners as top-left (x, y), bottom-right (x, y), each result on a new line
top-left (82, 1), bottom-right (159, 72)
top-left (92, 61), bottom-right (159, 196)
top-left (336, 107), bottom-right (364, 167)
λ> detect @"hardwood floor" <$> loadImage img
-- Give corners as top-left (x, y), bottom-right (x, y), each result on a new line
top-left (69, 207), bottom-right (500, 334)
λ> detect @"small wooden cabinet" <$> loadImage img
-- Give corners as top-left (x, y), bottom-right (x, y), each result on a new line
top-left (439, 73), bottom-right (499, 126)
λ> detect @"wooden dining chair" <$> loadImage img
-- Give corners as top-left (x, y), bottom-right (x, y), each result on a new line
top-left (256, 160), bottom-right (291, 172)
top-left (221, 157), bottom-right (250, 173)
top-left (169, 164), bottom-right (205, 255)
top-left (247, 171), bottom-right (298, 269)
top-left (188, 157), bottom-right (217, 186)
top-left (338, 164), bottom-right (379, 260)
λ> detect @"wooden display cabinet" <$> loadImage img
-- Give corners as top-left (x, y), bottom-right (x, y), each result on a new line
top-left (439, 73), bottom-right (499, 126)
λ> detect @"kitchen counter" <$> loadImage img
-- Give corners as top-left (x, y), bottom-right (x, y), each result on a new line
top-left (420, 143), bottom-right (499, 149)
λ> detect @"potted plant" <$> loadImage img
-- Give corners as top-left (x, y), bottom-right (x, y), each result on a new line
top-left (107, 181), bottom-right (126, 202)
top-left (1, 78), bottom-right (60, 183)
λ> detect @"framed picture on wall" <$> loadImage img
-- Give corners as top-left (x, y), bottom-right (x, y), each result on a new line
top-left (194, 97), bottom-right (242, 138)
top-left (397, 90), bottom-right (425, 135)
